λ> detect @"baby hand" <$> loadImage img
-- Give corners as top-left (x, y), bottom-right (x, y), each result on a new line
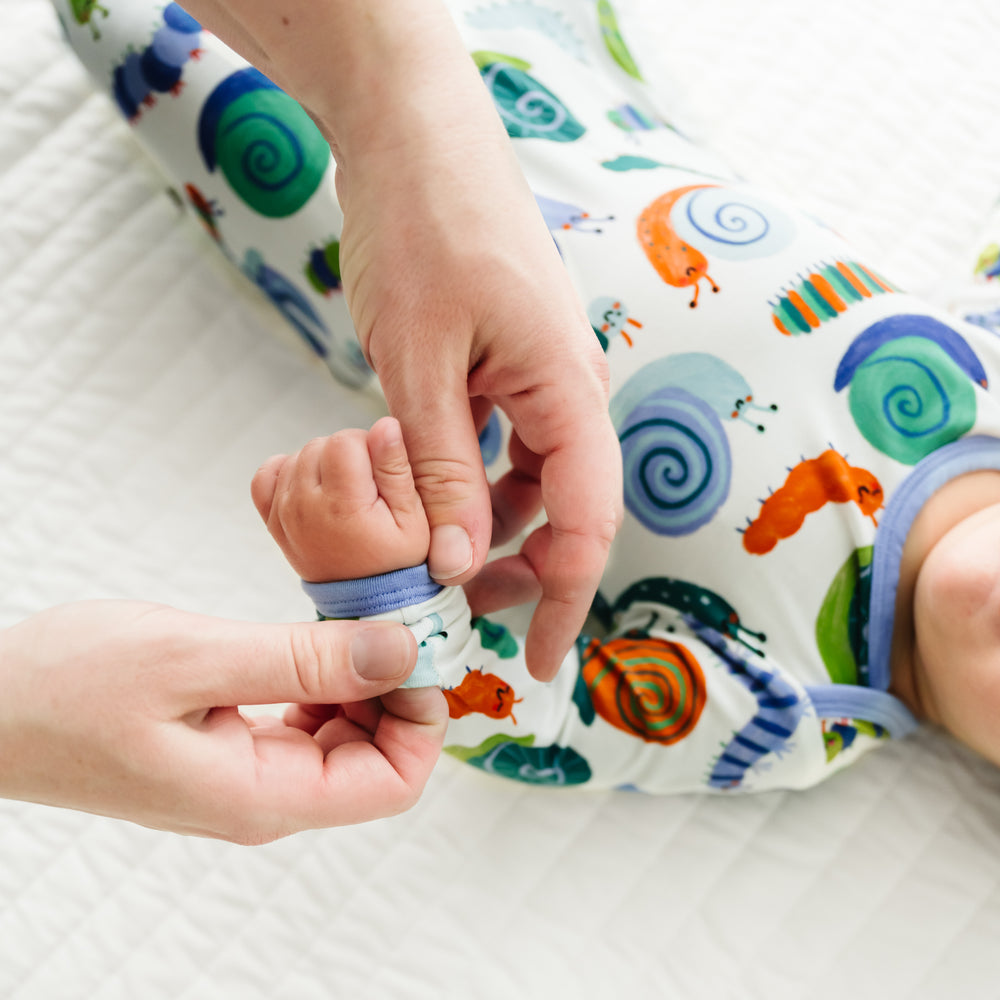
top-left (251, 416), bottom-right (431, 582)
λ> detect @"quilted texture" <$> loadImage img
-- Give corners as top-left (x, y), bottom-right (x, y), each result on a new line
top-left (2, 1), bottom-right (1000, 997)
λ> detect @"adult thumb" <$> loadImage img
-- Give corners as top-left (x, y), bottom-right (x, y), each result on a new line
top-left (380, 364), bottom-right (493, 585)
top-left (182, 616), bottom-right (419, 709)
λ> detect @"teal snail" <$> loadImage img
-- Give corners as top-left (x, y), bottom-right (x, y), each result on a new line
top-left (197, 68), bottom-right (330, 218)
top-left (446, 734), bottom-right (592, 786)
top-left (473, 53), bottom-right (585, 142)
top-left (834, 313), bottom-right (986, 465)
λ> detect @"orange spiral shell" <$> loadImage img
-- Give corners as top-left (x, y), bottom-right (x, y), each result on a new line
top-left (580, 633), bottom-right (707, 744)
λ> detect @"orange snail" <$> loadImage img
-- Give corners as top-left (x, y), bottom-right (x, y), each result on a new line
top-left (638, 183), bottom-right (797, 307)
top-left (637, 184), bottom-right (721, 308)
top-left (579, 633), bottom-right (707, 745)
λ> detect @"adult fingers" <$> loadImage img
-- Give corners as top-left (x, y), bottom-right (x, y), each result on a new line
top-left (501, 360), bottom-right (622, 680)
top-left (248, 687), bottom-right (448, 831)
top-left (373, 337), bottom-right (491, 586)
top-left (488, 429), bottom-right (544, 547)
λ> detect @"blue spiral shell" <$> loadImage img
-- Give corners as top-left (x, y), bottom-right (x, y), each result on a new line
top-left (670, 186), bottom-right (795, 261)
top-left (198, 68), bottom-right (330, 218)
top-left (615, 385), bottom-right (731, 535)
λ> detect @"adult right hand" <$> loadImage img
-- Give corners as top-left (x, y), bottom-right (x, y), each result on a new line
top-left (339, 115), bottom-right (623, 683)
top-left (0, 601), bottom-right (447, 842)
top-left (180, 0), bottom-right (624, 682)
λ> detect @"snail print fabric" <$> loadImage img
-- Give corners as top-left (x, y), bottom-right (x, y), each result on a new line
top-left (56, 0), bottom-right (374, 388)
top-left (56, 0), bottom-right (1000, 792)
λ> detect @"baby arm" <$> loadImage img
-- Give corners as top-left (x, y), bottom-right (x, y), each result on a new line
top-left (251, 418), bottom-right (516, 692)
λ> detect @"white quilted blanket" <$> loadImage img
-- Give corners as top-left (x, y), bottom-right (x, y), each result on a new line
top-left (2, 1), bottom-right (1000, 997)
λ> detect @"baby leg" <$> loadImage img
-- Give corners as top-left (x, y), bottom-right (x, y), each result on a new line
top-left (53, 0), bottom-right (372, 388)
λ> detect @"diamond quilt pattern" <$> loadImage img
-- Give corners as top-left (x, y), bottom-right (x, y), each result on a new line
top-left (2, 1), bottom-right (1000, 998)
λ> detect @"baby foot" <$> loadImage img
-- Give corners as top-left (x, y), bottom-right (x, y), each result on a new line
top-left (251, 416), bottom-right (431, 582)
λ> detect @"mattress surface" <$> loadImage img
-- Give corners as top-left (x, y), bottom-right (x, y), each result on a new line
top-left (2, 1), bottom-right (1000, 997)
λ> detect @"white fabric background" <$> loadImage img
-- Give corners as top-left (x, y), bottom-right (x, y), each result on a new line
top-left (2, 1), bottom-right (1000, 997)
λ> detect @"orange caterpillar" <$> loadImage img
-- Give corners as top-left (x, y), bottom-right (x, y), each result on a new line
top-left (637, 184), bottom-right (720, 308)
top-left (741, 449), bottom-right (883, 555)
top-left (443, 667), bottom-right (522, 723)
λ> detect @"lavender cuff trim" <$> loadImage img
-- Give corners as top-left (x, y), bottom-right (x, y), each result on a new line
top-left (302, 565), bottom-right (442, 618)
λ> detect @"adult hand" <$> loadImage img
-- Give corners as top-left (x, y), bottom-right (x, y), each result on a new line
top-left (339, 115), bottom-right (623, 684)
top-left (0, 601), bottom-right (447, 842)
top-left (181, 0), bottom-right (623, 683)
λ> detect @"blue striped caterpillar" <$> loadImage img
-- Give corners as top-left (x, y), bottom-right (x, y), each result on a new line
top-left (111, 2), bottom-right (202, 121)
top-left (698, 627), bottom-right (805, 790)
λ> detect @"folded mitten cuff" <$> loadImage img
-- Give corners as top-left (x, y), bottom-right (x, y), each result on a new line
top-left (302, 564), bottom-right (443, 619)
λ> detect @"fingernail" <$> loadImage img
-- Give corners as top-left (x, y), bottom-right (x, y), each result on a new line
top-left (381, 416), bottom-right (402, 447)
top-left (429, 524), bottom-right (474, 580)
top-left (351, 626), bottom-right (412, 680)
